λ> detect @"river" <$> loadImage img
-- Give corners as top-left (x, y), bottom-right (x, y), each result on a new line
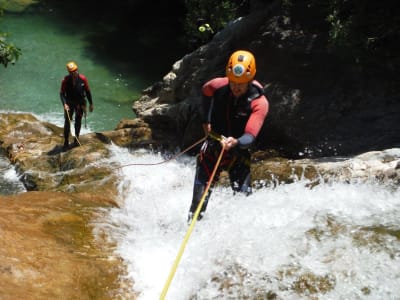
top-left (0, 10), bottom-right (146, 132)
top-left (0, 5), bottom-right (149, 194)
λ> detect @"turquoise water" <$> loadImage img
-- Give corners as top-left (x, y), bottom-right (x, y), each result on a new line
top-left (0, 8), bottom-right (154, 194)
top-left (0, 10), bottom-right (149, 132)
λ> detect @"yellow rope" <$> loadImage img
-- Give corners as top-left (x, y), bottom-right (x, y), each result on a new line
top-left (159, 144), bottom-right (226, 300)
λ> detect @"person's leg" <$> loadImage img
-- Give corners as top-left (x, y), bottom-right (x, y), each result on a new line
top-left (228, 152), bottom-right (252, 195)
top-left (63, 109), bottom-right (72, 149)
top-left (73, 105), bottom-right (83, 145)
top-left (188, 154), bottom-right (219, 223)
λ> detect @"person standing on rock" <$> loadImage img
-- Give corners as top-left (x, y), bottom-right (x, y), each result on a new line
top-left (187, 50), bottom-right (269, 223)
top-left (60, 61), bottom-right (94, 150)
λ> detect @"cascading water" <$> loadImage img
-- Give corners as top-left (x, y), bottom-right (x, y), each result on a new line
top-left (102, 145), bottom-right (400, 299)
top-left (0, 155), bottom-right (26, 194)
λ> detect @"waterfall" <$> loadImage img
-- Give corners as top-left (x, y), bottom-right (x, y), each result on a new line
top-left (101, 145), bottom-right (400, 299)
top-left (0, 154), bottom-right (26, 195)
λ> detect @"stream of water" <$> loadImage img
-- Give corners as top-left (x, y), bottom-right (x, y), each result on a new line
top-left (102, 146), bottom-right (400, 299)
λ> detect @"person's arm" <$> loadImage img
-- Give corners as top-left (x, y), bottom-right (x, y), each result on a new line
top-left (80, 74), bottom-right (94, 111)
top-left (201, 95), bottom-right (213, 135)
top-left (201, 77), bottom-right (229, 135)
top-left (239, 95), bottom-right (269, 149)
top-left (86, 90), bottom-right (93, 111)
top-left (59, 77), bottom-right (69, 111)
top-left (236, 133), bottom-right (255, 149)
top-left (60, 92), bottom-right (66, 105)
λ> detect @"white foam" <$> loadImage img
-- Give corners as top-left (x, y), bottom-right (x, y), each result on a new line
top-left (103, 147), bottom-right (400, 299)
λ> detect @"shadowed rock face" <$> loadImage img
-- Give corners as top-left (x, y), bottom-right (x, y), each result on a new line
top-left (133, 4), bottom-right (400, 159)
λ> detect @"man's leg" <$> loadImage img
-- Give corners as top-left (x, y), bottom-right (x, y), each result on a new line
top-left (73, 106), bottom-right (83, 146)
top-left (229, 153), bottom-right (252, 196)
top-left (188, 182), bottom-right (213, 222)
top-left (188, 155), bottom-right (216, 223)
top-left (63, 110), bottom-right (71, 149)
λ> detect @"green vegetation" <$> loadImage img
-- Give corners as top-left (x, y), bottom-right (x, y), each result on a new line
top-left (0, 9), bottom-right (21, 67)
top-left (184, 0), bottom-right (238, 48)
top-left (284, 0), bottom-right (399, 71)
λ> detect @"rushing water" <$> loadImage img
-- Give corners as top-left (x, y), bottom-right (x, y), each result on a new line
top-left (0, 155), bottom-right (26, 194)
top-left (102, 145), bottom-right (400, 300)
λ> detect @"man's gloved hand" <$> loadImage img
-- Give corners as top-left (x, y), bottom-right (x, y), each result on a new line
top-left (221, 136), bottom-right (237, 151)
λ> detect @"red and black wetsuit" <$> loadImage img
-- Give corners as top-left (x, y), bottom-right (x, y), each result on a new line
top-left (59, 73), bottom-right (92, 144)
top-left (189, 77), bottom-right (269, 218)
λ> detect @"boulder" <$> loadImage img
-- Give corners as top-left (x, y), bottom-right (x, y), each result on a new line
top-left (133, 2), bottom-right (400, 158)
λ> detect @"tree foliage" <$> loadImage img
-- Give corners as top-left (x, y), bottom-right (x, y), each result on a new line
top-left (183, 0), bottom-right (242, 49)
top-left (285, 0), bottom-right (399, 68)
top-left (0, 9), bottom-right (21, 68)
top-left (0, 34), bottom-right (21, 67)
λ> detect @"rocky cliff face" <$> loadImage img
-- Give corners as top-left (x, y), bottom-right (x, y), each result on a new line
top-left (133, 2), bottom-right (400, 158)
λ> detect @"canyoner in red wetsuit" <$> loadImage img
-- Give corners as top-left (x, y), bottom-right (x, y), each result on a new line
top-left (188, 50), bottom-right (269, 223)
top-left (60, 61), bottom-right (94, 150)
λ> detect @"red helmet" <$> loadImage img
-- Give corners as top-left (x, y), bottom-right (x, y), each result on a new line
top-left (226, 50), bottom-right (256, 83)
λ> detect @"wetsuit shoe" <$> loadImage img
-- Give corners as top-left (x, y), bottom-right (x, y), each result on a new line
top-left (62, 142), bottom-right (69, 151)
top-left (187, 212), bottom-right (194, 224)
top-left (72, 137), bottom-right (80, 147)
top-left (187, 211), bottom-right (204, 224)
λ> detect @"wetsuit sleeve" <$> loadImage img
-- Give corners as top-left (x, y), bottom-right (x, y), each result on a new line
top-left (59, 77), bottom-right (67, 105)
top-left (201, 77), bottom-right (229, 123)
top-left (201, 95), bottom-right (212, 123)
top-left (237, 95), bottom-right (269, 149)
top-left (86, 90), bottom-right (93, 105)
top-left (237, 133), bottom-right (255, 149)
top-left (80, 75), bottom-right (93, 105)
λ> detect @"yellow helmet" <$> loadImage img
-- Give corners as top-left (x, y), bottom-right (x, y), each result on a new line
top-left (226, 50), bottom-right (256, 83)
top-left (66, 61), bottom-right (78, 72)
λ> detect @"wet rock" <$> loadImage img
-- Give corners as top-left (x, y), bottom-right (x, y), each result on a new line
top-left (132, 3), bottom-right (400, 158)
top-left (0, 191), bottom-right (135, 299)
top-left (0, 112), bottom-right (399, 299)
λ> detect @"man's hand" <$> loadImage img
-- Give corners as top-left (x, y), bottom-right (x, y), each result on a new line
top-left (221, 136), bottom-right (238, 151)
top-left (64, 104), bottom-right (69, 111)
top-left (89, 104), bottom-right (94, 112)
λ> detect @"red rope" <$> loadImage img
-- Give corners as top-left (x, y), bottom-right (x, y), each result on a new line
top-left (115, 136), bottom-right (207, 169)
